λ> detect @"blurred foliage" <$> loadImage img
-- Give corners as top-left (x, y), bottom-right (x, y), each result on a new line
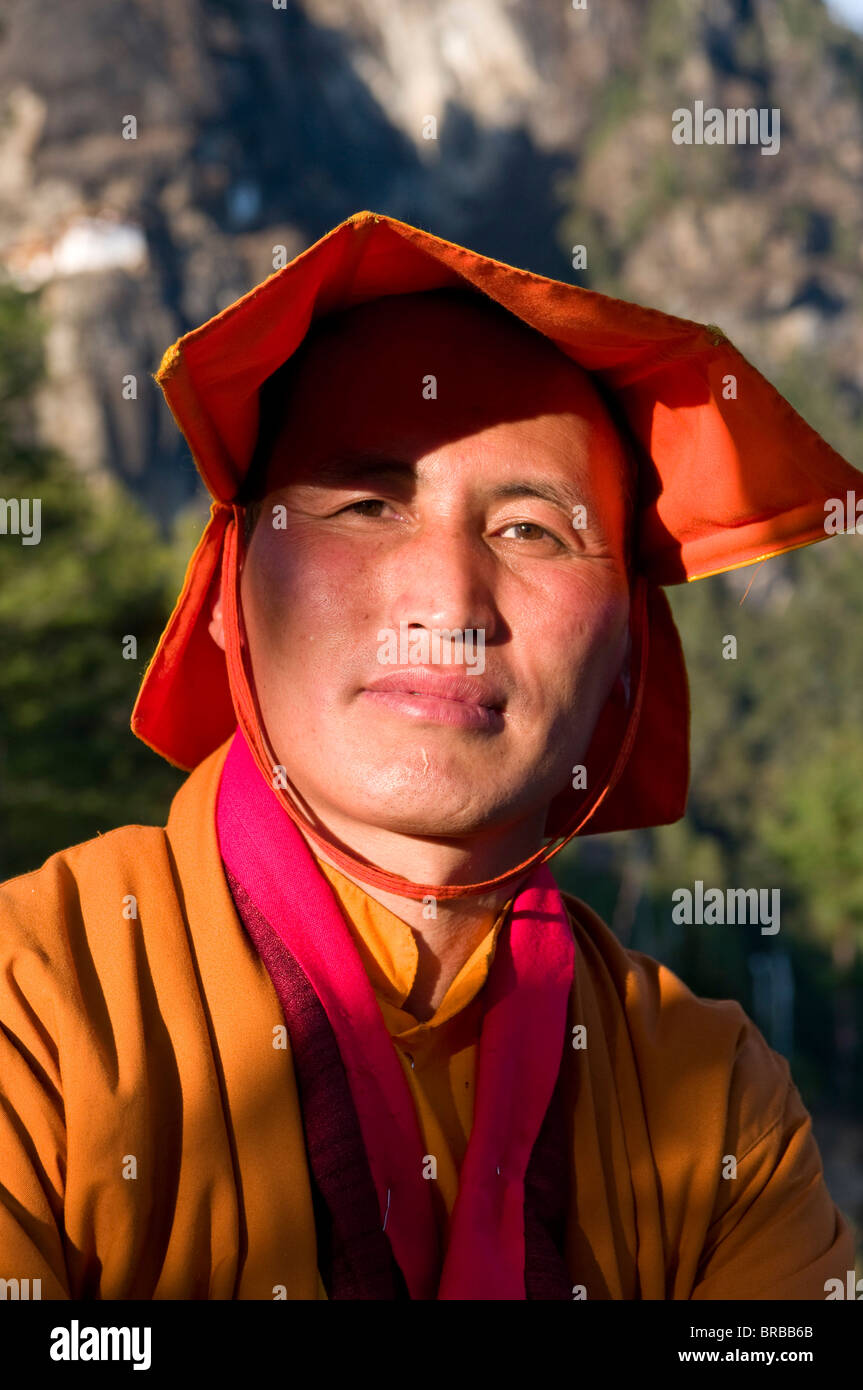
top-left (644, 0), bottom-right (698, 73)
top-left (759, 723), bottom-right (863, 952)
top-left (0, 284), bottom-right (188, 878)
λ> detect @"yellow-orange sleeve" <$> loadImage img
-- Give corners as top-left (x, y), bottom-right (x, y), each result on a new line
top-left (0, 877), bottom-right (71, 1298)
top-left (689, 1024), bottom-right (856, 1300)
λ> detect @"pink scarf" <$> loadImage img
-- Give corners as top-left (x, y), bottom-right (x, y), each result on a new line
top-left (216, 727), bottom-right (575, 1299)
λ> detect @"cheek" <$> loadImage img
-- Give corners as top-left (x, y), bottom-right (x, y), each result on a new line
top-left (241, 530), bottom-right (392, 715)
top-left (245, 529), bottom-right (364, 650)
top-left (520, 572), bottom-right (630, 687)
top-left (519, 589), bottom-right (628, 745)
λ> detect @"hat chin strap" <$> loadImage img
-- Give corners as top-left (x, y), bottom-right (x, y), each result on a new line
top-left (222, 506), bottom-right (649, 901)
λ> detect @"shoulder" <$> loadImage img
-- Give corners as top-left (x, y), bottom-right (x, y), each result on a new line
top-left (561, 890), bottom-right (794, 1151)
top-left (561, 888), bottom-right (754, 1047)
top-left (0, 741), bottom-right (231, 925)
top-left (0, 741), bottom-right (233, 1046)
top-left (0, 822), bottom-right (171, 934)
top-left (560, 892), bottom-right (852, 1296)
top-left (0, 824), bottom-right (175, 1021)
top-left (0, 824), bottom-right (180, 1123)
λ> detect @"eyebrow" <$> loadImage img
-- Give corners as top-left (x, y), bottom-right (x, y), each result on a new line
top-left (306, 452), bottom-right (585, 517)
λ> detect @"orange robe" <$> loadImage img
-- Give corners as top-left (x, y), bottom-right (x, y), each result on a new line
top-left (0, 738), bottom-right (854, 1299)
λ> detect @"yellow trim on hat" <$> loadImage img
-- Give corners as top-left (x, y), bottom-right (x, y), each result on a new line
top-left (687, 532), bottom-right (826, 583)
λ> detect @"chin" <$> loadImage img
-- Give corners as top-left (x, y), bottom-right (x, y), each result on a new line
top-left (332, 774), bottom-right (536, 841)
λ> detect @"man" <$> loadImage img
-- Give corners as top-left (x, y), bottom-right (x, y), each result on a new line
top-left (0, 211), bottom-right (858, 1300)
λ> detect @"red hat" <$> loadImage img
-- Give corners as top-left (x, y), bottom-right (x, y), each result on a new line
top-left (132, 210), bottom-right (863, 898)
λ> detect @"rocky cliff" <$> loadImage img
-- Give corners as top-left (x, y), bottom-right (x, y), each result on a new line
top-left (1, 0), bottom-right (861, 521)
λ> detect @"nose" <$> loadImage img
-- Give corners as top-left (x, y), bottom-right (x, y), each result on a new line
top-left (384, 521), bottom-right (500, 642)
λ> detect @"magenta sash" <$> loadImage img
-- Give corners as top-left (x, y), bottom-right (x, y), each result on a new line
top-left (216, 727), bottom-right (575, 1299)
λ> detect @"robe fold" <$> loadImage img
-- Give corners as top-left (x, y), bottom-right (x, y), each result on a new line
top-left (0, 735), bottom-right (854, 1299)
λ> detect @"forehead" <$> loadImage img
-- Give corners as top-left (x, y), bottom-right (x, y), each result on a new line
top-left (250, 290), bottom-right (631, 502)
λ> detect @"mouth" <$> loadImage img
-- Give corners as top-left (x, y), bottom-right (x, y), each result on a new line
top-left (361, 669), bottom-right (507, 731)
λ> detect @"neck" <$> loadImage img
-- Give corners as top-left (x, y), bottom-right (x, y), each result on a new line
top-left (301, 823), bottom-right (540, 1022)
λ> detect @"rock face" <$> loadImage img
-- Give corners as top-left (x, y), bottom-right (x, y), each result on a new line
top-left (0, 0), bottom-right (861, 520)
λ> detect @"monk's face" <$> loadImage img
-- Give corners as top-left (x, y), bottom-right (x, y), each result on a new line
top-left (222, 293), bottom-right (631, 849)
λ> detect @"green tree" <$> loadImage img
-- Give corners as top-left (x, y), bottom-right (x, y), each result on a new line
top-left (0, 284), bottom-right (187, 879)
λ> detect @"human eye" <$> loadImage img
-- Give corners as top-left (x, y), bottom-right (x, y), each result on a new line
top-left (337, 498), bottom-right (396, 518)
top-left (497, 520), bottom-right (566, 547)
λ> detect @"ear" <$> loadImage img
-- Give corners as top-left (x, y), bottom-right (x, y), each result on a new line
top-left (208, 588), bottom-right (226, 651)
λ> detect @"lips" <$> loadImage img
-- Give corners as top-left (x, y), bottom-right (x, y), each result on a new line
top-left (361, 668), bottom-right (507, 731)
top-left (363, 668), bottom-right (506, 709)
